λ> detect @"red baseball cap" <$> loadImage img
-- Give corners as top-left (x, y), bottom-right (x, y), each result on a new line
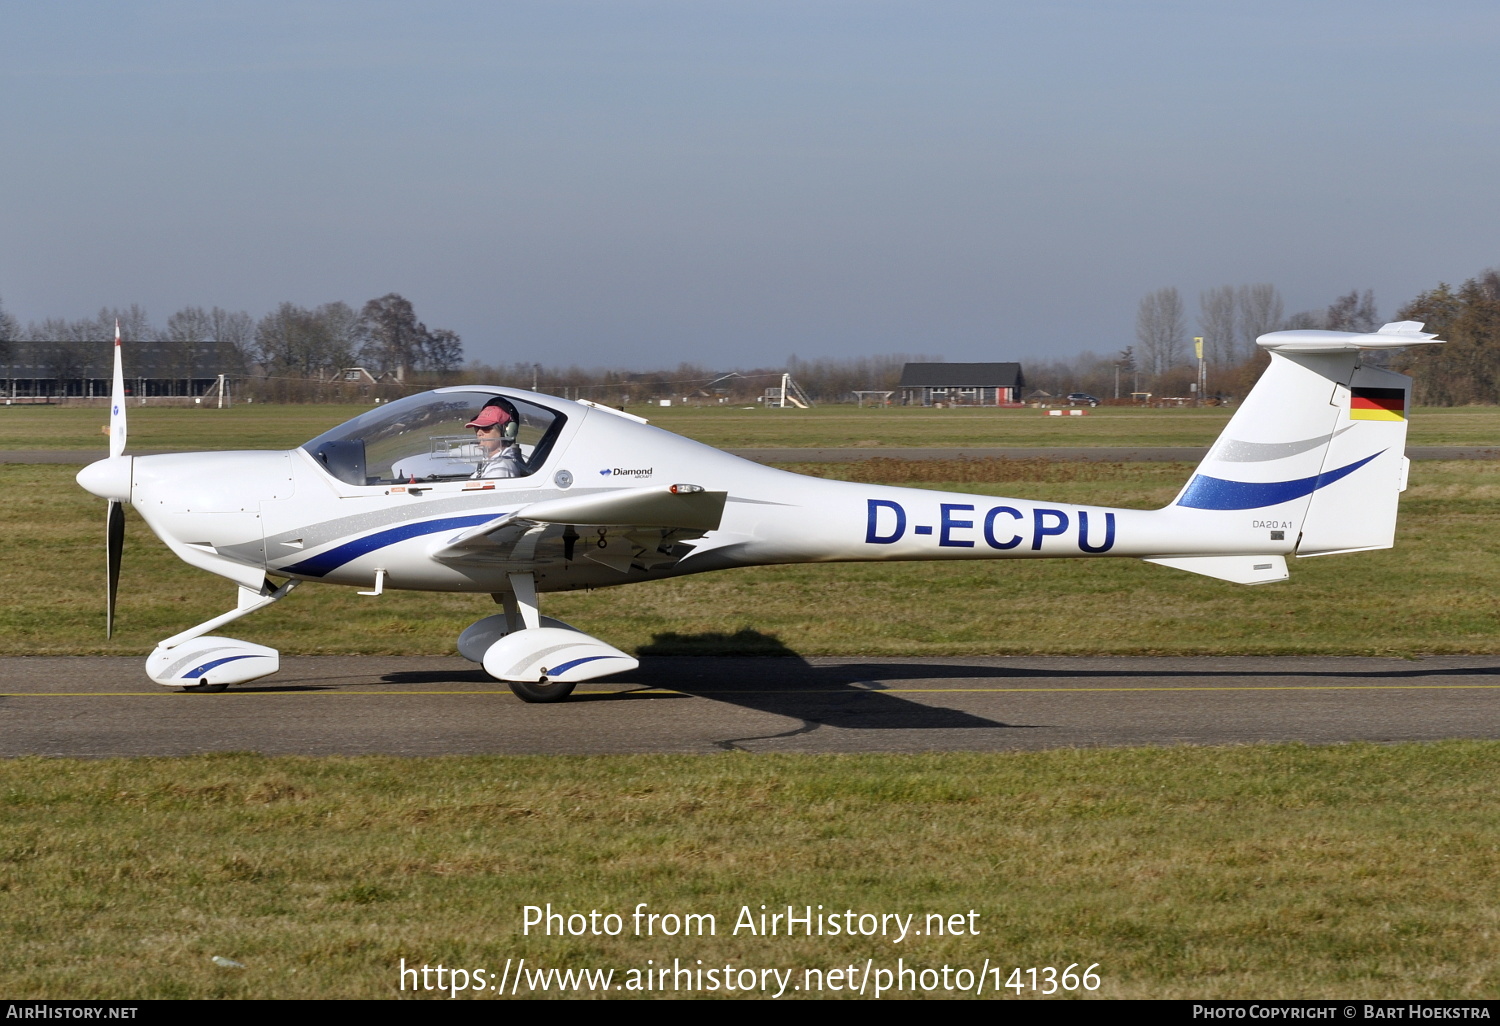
top-left (465, 405), bottom-right (513, 429)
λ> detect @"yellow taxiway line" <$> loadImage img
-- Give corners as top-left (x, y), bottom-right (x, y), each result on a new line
top-left (4, 684), bottom-right (1499, 698)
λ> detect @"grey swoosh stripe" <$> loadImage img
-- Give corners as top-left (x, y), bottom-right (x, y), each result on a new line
top-left (1212, 425), bottom-right (1353, 463)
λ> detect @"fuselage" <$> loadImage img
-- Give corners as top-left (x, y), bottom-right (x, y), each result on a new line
top-left (83, 386), bottom-right (1294, 597)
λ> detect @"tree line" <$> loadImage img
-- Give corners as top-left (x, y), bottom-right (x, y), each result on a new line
top-left (0, 292), bottom-right (462, 384)
top-left (1122, 271), bottom-right (1500, 405)
top-left (4, 268), bottom-right (1497, 404)
top-left (459, 353), bottom-right (942, 404)
top-left (1390, 269), bottom-right (1500, 405)
top-left (1104, 285), bottom-right (1380, 405)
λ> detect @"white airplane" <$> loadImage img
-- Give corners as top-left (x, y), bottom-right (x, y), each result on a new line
top-left (78, 322), bottom-right (1442, 701)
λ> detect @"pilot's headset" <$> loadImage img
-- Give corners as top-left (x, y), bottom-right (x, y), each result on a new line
top-left (466, 398), bottom-right (520, 442)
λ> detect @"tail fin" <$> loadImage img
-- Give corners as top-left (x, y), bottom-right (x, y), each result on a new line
top-left (1150, 321), bottom-right (1441, 582)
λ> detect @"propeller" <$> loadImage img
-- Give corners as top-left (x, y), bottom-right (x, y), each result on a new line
top-left (105, 321), bottom-right (127, 637)
top-left (107, 497), bottom-right (124, 636)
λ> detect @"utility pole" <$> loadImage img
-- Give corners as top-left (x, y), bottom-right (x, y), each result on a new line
top-left (1194, 337), bottom-right (1205, 406)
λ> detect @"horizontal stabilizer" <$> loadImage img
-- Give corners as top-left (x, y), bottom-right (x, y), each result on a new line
top-left (1143, 554), bottom-right (1288, 585)
top-left (1258, 321), bottom-right (1443, 353)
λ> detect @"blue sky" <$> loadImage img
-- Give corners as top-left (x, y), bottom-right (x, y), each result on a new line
top-left (3, 1), bottom-right (1497, 368)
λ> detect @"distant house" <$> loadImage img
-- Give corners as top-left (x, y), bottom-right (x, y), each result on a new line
top-left (897, 363), bottom-right (1025, 406)
top-left (340, 366), bottom-right (402, 386)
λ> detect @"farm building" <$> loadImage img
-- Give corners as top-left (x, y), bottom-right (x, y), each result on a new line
top-left (0, 340), bottom-right (242, 398)
top-left (896, 362), bottom-right (1025, 406)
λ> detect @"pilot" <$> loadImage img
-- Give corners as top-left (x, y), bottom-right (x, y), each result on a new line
top-left (466, 400), bottom-right (525, 479)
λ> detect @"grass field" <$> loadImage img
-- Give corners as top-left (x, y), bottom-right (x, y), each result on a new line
top-left (2, 745), bottom-right (1496, 999)
top-left (3, 400), bottom-right (1499, 450)
top-left (7, 401), bottom-right (1499, 1002)
top-left (9, 459), bottom-right (1500, 658)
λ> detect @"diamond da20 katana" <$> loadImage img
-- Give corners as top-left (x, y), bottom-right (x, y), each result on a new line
top-left (76, 321), bottom-right (1441, 701)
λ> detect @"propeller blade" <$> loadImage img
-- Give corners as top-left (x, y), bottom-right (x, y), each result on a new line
top-left (106, 498), bottom-right (124, 638)
top-left (109, 319), bottom-right (127, 458)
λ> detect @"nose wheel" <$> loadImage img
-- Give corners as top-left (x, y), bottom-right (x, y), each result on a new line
top-left (180, 682), bottom-right (230, 693)
top-left (506, 677), bottom-right (577, 704)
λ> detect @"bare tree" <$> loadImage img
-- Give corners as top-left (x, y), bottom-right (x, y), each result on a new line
top-left (316, 301), bottom-right (361, 374)
top-left (1236, 284), bottom-right (1284, 355)
top-left (424, 328), bottom-right (464, 373)
top-left (255, 303), bottom-right (319, 377)
top-left (1136, 286), bottom-right (1185, 376)
top-left (26, 316), bottom-right (93, 384)
top-left (0, 292), bottom-right (15, 364)
top-left (97, 305), bottom-right (155, 343)
top-left (1117, 346), bottom-right (1137, 395)
top-left (1281, 309), bottom-right (1325, 330)
top-left (1197, 286), bottom-right (1237, 366)
top-left (356, 293), bottom-right (427, 381)
top-left (208, 307), bottom-right (255, 373)
top-left (165, 306), bottom-right (212, 344)
top-left (164, 306), bottom-right (214, 387)
top-left (0, 293), bottom-right (16, 340)
top-left (170, 304), bottom-right (260, 383)
top-left (255, 302), bottom-right (365, 379)
top-left (353, 293), bottom-right (463, 378)
top-left (1325, 289), bottom-right (1378, 332)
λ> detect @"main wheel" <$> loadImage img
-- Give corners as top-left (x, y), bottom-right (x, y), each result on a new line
top-left (180, 682), bottom-right (229, 693)
top-left (506, 676), bottom-right (577, 704)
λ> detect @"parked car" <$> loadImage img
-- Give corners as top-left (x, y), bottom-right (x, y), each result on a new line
top-left (1065, 392), bottom-right (1100, 407)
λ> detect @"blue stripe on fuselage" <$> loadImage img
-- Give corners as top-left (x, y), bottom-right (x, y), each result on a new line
top-left (279, 513), bottom-right (498, 577)
top-left (1177, 451), bottom-right (1383, 511)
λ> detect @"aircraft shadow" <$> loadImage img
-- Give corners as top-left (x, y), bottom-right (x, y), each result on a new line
top-left (785, 662), bottom-right (1500, 684)
top-left (358, 636), bottom-right (1497, 741)
top-left (632, 631), bottom-right (1024, 733)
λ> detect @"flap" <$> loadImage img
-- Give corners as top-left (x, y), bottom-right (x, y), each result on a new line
top-left (519, 486), bottom-right (726, 530)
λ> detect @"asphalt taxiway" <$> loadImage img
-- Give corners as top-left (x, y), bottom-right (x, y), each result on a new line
top-left (3, 655), bottom-right (1496, 757)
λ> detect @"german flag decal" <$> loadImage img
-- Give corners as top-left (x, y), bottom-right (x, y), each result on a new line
top-left (1350, 386), bottom-right (1405, 421)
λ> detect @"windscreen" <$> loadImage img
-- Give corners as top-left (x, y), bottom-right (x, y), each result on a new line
top-left (301, 391), bottom-right (566, 486)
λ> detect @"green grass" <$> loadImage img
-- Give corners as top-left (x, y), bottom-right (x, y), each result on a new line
top-left (1, 745), bottom-right (1496, 999)
top-left (0, 403), bottom-right (358, 451)
top-left (640, 403), bottom-right (1500, 449)
top-left (5, 401), bottom-right (1499, 451)
top-left (11, 460), bottom-right (1500, 657)
top-left (9, 411), bottom-right (1500, 1003)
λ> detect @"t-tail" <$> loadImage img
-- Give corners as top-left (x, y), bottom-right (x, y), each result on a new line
top-left (1145, 320), bottom-right (1442, 585)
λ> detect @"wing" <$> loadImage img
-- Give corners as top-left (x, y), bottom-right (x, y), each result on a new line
top-left (428, 485), bottom-right (728, 573)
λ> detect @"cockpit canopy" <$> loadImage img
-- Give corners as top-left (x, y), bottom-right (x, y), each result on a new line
top-left (301, 390), bottom-right (566, 486)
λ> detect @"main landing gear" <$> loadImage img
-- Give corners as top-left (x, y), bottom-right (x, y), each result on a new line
top-left (456, 573), bottom-right (638, 703)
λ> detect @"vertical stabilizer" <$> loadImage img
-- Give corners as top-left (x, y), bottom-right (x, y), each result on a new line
top-left (1150, 322), bottom-right (1440, 580)
top-left (1171, 349), bottom-right (1358, 528)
